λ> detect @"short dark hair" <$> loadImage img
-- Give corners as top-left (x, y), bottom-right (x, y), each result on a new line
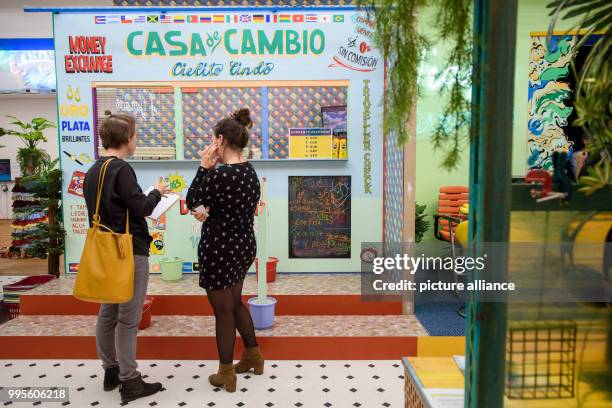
top-left (213, 108), bottom-right (253, 149)
top-left (99, 110), bottom-right (136, 149)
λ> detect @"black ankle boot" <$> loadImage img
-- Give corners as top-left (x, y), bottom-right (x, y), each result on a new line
top-left (119, 375), bottom-right (163, 403)
top-left (103, 366), bottom-right (120, 391)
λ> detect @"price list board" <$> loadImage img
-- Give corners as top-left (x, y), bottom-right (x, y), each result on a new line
top-left (288, 128), bottom-right (333, 159)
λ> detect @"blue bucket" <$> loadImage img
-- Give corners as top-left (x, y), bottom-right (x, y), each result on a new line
top-left (248, 297), bottom-right (277, 330)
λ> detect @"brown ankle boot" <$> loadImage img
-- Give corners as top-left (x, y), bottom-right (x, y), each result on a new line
top-left (208, 363), bottom-right (237, 392)
top-left (234, 346), bottom-right (265, 375)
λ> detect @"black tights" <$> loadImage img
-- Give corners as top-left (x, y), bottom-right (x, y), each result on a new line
top-left (206, 281), bottom-right (258, 364)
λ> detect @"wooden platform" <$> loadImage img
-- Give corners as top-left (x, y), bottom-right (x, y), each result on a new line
top-left (0, 273), bottom-right (440, 359)
top-left (19, 274), bottom-right (404, 316)
top-left (0, 314), bottom-right (426, 360)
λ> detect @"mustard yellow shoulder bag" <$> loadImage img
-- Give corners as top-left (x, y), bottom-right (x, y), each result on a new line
top-left (73, 158), bottom-right (135, 303)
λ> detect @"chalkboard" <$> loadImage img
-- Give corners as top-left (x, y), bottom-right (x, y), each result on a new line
top-left (288, 176), bottom-right (351, 258)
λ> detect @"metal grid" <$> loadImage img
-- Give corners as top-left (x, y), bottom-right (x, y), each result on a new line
top-left (505, 320), bottom-right (577, 399)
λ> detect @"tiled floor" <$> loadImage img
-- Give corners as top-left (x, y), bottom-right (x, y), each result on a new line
top-left (0, 315), bottom-right (428, 337)
top-left (0, 359), bottom-right (405, 407)
top-left (28, 274), bottom-right (362, 296)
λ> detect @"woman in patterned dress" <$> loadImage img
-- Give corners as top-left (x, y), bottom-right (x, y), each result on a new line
top-left (186, 108), bottom-right (264, 393)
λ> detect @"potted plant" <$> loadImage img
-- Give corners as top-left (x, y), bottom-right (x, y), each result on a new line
top-left (249, 177), bottom-right (277, 330)
top-left (0, 116), bottom-right (55, 176)
top-left (547, 0), bottom-right (611, 196)
top-left (415, 203), bottom-right (431, 243)
top-left (545, 0), bottom-right (611, 400)
top-left (21, 158), bottom-right (65, 277)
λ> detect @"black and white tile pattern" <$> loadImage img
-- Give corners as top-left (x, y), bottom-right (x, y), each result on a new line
top-left (0, 360), bottom-right (404, 407)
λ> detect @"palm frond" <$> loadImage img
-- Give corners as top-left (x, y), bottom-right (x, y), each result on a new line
top-left (547, 0), bottom-right (612, 193)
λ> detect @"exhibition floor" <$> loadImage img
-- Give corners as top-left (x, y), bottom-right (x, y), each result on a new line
top-left (1, 359), bottom-right (406, 407)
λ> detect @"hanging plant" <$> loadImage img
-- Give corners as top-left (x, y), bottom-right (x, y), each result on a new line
top-left (429, 0), bottom-right (473, 170)
top-left (360, 0), bottom-right (430, 146)
top-left (0, 115), bottom-right (55, 176)
top-left (359, 0), bottom-right (473, 170)
top-left (546, 0), bottom-right (612, 194)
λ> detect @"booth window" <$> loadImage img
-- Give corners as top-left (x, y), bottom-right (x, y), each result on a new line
top-left (268, 86), bottom-right (348, 159)
top-left (182, 86), bottom-right (263, 160)
top-left (94, 86), bottom-right (176, 160)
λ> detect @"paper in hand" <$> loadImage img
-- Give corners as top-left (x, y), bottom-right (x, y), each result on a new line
top-left (144, 186), bottom-right (181, 220)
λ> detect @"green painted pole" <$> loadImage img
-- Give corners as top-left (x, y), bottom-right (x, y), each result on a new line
top-left (465, 0), bottom-right (518, 406)
top-left (173, 86), bottom-right (184, 160)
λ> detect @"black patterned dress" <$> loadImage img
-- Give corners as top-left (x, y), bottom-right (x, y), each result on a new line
top-left (186, 162), bottom-right (260, 291)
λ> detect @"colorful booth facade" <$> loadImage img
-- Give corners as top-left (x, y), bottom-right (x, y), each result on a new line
top-left (53, 7), bottom-right (395, 274)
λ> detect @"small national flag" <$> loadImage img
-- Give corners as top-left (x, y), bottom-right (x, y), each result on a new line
top-left (94, 15), bottom-right (106, 24)
top-left (239, 14), bottom-right (252, 23)
top-left (213, 15), bottom-right (225, 23)
top-left (187, 15), bottom-right (198, 23)
top-left (121, 15), bottom-right (133, 23)
top-left (333, 14), bottom-right (345, 23)
top-left (253, 14), bottom-right (265, 23)
top-left (107, 15), bottom-right (121, 24)
top-left (134, 15), bottom-right (146, 23)
top-left (174, 15), bottom-right (185, 23)
top-left (147, 15), bottom-right (159, 23)
top-left (200, 15), bottom-right (212, 23)
top-left (160, 15), bottom-right (172, 23)
top-left (226, 15), bottom-right (232, 23)
top-left (293, 14), bottom-right (304, 23)
top-left (305, 14), bottom-right (318, 23)
top-left (320, 14), bottom-right (331, 23)
top-left (279, 14), bottom-right (291, 23)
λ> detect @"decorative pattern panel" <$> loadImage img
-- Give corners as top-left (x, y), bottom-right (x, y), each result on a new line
top-left (383, 131), bottom-right (404, 246)
top-left (527, 35), bottom-right (575, 170)
top-left (114, 0), bottom-right (356, 5)
top-left (268, 86), bottom-right (347, 159)
top-left (182, 87), bottom-right (263, 160)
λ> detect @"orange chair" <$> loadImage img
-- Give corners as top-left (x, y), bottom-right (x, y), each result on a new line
top-left (433, 186), bottom-right (469, 243)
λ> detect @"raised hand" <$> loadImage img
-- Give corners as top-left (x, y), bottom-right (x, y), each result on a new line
top-left (154, 177), bottom-right (171, 196)
top-left (200, 143), bottom-right (219, 169)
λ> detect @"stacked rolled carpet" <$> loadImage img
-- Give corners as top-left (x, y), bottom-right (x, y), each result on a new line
top-left (2, 181), bottom-right (48, 258)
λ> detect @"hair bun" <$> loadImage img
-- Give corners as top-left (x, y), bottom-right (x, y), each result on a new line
top-left (232, 108), bottom-right (253, 129)
top-left (104, 109), bottom-right (112, 116)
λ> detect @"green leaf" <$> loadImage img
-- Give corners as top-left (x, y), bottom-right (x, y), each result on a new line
top-left (562, 1), bottom-right (610, 21)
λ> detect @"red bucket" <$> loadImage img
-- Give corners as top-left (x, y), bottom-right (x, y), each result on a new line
top-left (138, 296), bottom-right (154, 330)
top-left (255, 257), bottom-right (278, 283)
